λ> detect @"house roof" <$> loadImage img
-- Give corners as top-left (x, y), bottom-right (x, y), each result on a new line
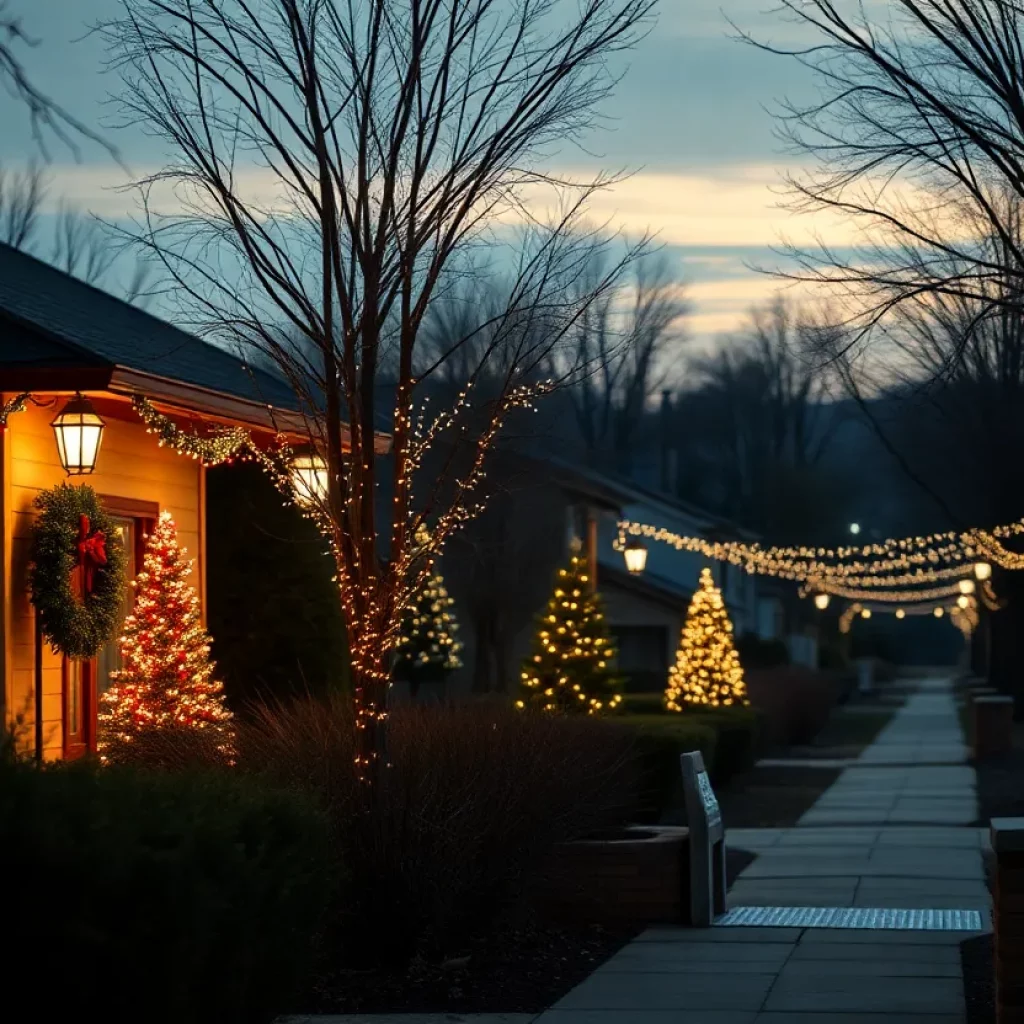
top-left (0, 241), bottom-right (297, 413)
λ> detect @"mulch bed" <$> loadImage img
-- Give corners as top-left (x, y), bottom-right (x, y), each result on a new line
top-left (299, 847), bottom-right (758, 1015)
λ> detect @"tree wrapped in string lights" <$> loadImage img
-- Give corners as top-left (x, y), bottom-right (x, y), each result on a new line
top-left (98, 512), bottom-right (234, 763)
top-left (519, 540), bottom-right (622, 714)
top-left (394, 564), bottom-right (463, 696)
top-left (666, 567), bottom-right (748, 709)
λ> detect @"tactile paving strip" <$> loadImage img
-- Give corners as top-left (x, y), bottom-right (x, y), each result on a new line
top-left (715, 906), bottom-right (984, 930)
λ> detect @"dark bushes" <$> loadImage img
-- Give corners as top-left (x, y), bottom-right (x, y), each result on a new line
top-left (239, 695), bottom-right (638, 962)
top-left (747, 666), bottom-right (842, 746)
top-left (0, 755), bottom-right (332, 1024)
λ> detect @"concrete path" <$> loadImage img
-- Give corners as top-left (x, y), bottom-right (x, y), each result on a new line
top-left (536, 675), bottom-right (990, 1023)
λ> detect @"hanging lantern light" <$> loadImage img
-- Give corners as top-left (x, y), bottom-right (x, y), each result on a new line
top-left (813, 593), bottom-right (830, 610)
top-left (934, 607), bottom-right (944, 618)
top-left (290, 450), bottom-right (329, 504)
top-left (623, 539), bottom-right (648, 575)
top-left (958, 578), bottom-right (976, 595)
top-left (957, 594), bottom-right (971, 609)
top-left (895, 608), bottom-right (906, 619)
top-left (860, 608), bottom-right (872, 619)
top-left (974, 562), bottom-right (992, 581)
top-left (51, 392), bottom-right (105, 475)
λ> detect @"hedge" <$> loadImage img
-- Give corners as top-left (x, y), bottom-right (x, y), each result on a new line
top-left (0, 755), bottom-right (333, 1024)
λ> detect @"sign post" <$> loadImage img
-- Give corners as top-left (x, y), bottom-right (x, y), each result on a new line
top-left (679, 750), bottom-right (727, 926)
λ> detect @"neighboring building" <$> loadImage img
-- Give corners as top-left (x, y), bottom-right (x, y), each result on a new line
top-left (0, 243), bottom-right (381, 758)
top-left (444, 455), bottom-right (774, 697)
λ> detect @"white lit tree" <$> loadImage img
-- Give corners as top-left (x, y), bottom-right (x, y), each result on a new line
top-left (666, 567), bottom-right (749, 709)
top-left (98, 512), bottom-right (235, 762)
top-left (394, 562), bottom-right (462, 696)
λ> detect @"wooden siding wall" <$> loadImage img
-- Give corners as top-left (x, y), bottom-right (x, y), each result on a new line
top-left (2, 398), bottom-right (203, 759)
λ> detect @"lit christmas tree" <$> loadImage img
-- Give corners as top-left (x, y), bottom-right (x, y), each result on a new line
top-left (394, 563), bottom-right (463, 695)
top-left (518, 540), bottom-right (622, 714)
top-left (666, 567), bottom-right (749, 709)
top-left (98, 511), bottom-right (234, 763)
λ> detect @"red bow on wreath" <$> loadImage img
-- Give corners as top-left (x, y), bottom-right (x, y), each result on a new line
top-left (76, 514), bottom-right (107, 596)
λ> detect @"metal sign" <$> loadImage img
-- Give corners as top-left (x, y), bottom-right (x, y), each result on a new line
top-left (679, 750), bottom-right (728, 926)
top-left (697, 769), bottom-right (721, 827)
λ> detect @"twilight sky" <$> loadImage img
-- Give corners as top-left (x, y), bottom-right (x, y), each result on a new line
top-left (1, 0), bottom-right (837, 345)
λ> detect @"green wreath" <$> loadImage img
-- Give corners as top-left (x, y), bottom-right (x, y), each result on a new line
top-left (29, 484), bottom-right (127, 659)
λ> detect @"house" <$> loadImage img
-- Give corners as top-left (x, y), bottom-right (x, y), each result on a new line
top-left (0, 242), bottom-right (372, 759)
top-left (442, 453), bottom-right (775, 696)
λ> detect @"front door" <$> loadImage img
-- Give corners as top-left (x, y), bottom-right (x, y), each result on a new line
top-left (63, 511), bottom-right (147, 758)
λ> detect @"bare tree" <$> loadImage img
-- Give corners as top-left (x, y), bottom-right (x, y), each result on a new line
top-left (104, 0), bottom-right (654, 778)
top-left (0, 2), bottom-right (116, 159)
top-left (0, 164), bottom-right (152, 302)
top-left (563, 251), bottom-right (687, 468)
top-left (750, 1), bottom-right (1024, 362)
top-left (673, 297), bottom-right (848, 542)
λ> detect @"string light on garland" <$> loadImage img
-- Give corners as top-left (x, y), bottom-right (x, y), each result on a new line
top-left (975, 561), bottom-right (993, 580)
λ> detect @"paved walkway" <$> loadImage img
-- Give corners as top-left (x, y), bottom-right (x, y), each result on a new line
top-left (535, 675), bottom-right (990, 1023)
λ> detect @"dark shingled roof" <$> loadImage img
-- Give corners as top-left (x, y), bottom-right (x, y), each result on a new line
top-left (0, 241), bottom-right (296, 409)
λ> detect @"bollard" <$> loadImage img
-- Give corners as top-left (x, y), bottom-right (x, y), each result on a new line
top-left (991, 819), bottom-right (1024, 1023)
top-left (974, 695), bottom-right (1015, 760)
top-left (679, 750), bottom-right (727, 926)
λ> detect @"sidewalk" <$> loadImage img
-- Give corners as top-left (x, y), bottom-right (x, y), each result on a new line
top-left (535, 675), bottom-right (990, 1023)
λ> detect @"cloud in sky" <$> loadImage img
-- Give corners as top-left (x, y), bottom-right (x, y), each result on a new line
top-left (1, 0), bottom-right (847, 341)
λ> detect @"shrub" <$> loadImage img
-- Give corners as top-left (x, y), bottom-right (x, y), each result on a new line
top-left (239, 695), bottom-right (638, 963)
top-left (684, 705), bottom-right (760, 784)
top-left (737, 632), bottom-right (791, 670)
top-left (0, 756), bottom-right (332, 1024)
top-left (620, 715), bottom-right (718, 823)
top-left (746, 666), bottom-right (841, 747)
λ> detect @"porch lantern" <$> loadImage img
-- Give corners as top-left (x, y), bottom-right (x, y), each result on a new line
top-left (290, 450), bottom-right (329, 505)
top-left (974, 561), bottom-right (993, 581)
top-left (51, 393), bottom-right (105, 475)
top-left (959, 578), bottom-right (976, 595)
top-left (623, 538), bottom-right (648, 575)
top-left (813, 593), bottom-right (830, 611)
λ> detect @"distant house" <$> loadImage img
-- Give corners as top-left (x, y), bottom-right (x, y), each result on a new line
top-left (0, 243), bottom-right (384, 758)
top-left (442, 454), bottom-right (775, 697)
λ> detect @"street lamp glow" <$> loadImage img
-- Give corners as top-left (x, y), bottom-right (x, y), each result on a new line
top-left (974, 561), bottom-right (992, 581)
top-left (813, 593), bottom-right (830, 611)
top-left (623, 539), bottom-right (648, 575)
top-left (848, 522), bottom-right (861, 535)
top-left (860, 608), bottom-right (871, 619)
top-left (957, 594), bottom-right (971, 609)
top-left (934, 607), bottom-right (944, 618)
top-left (958, 579), bottom-right (976, 595)
top-left (895, 608), bottom-right (906, 619)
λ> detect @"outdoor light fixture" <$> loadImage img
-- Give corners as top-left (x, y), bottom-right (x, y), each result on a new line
top-left (849, 522), bottom-right (861, 535)
top-left (861, 608), bottom-right (871, 619)
top-left (290, 451), bottom-right (329, 505)
top-left (974, 561), bottom-right (992, 581)
top-left (813, 593), bottom-right (830, 611)
top-left (934, 607), bottom-right (944, 618)
top-left (51, 392), bottom-right (105, 475)
top-left (957, 594), bottom-right (971, 609)
top-left (958, 579), bottom-right (976, 595)
top-left (623, 539), bottom-right (648, 575)
top-left (895, 608), bottom-right (906, 619)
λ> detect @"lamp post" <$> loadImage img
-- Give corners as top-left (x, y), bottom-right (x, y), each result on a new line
top-left (290, 451), bottom-right (329, 505)
top-left (50, 393), bottom-right (105, 475)
top-left (623, 538), bottom-right (648, 575)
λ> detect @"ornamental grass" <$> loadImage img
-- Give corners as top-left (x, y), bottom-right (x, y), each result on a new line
top-left (237, 695), bottom-right (638, 963)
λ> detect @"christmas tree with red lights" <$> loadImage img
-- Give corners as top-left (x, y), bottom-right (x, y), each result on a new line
top-left (98, 511), bottom-right (234, 764)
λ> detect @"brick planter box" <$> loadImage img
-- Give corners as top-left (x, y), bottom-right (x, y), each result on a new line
top-left (542, 825), bottom-right (690, 926)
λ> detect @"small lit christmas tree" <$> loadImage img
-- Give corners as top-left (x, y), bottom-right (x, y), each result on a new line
top-left (98, 511), bottom-right (234, 763)
top-left (666, 566), bottom-right (749, 709)
top-left (519, 539), bottom-right (622, 714)
top-left (394, 563), bottom-right (463, 695)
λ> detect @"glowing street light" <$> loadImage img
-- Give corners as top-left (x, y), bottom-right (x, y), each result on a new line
top-left (958, 579), bottom-right (976, 595)
top-left (623, 539), bottom-right (648, 575)
top-left (849, 522), bottom-right (862, 536)
top-left (974, 562), bottom-right (992, 581)
top-left (814, 593), bottom-right (830, 611)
